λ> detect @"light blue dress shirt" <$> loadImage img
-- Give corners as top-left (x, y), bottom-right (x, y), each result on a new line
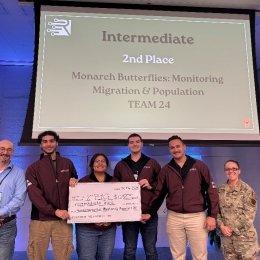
top-left (0, 162), bottom-right (27, 217)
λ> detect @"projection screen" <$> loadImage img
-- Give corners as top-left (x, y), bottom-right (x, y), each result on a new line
top-left (26, 4), bottom-right (259, 142)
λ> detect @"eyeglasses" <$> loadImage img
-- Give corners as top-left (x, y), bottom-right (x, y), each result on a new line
top-left (224, 168), bottom-right (239, 172)
top-left (0, 147), bottom-right (13, 153)
top-left (94, 159), bottom-right (106, 164)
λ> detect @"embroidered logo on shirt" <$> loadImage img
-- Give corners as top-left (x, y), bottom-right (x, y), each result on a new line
top-left (211, 181), bottom-right (217, 188)
top-left (60, 169), bottom-right (70, 173)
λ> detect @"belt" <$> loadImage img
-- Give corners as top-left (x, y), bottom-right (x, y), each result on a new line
top-left (0, 215), bottom-right (16, 227)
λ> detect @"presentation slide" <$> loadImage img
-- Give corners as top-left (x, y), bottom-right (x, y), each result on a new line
top-left (32, 6), bottom-right (259, 141)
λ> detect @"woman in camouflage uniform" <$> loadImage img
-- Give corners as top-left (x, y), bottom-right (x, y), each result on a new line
top-left (217, 160), bottom-right (259, 260)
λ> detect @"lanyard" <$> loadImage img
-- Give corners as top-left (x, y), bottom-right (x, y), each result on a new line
top-left (0, 167), bottom-right (13, 187)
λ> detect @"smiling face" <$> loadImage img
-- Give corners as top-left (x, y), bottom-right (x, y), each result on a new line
top-left (93, 155), bottom-right (108, 174)
top-left (169, 138), bottom-right (186, 161)
top-left (40, 135), bottom-right (58, 155)
top-left (128, 136), bottom-right (143, 154)
top-left (0, 140), bottom-right (14, 165)
top-left (224, 161), bottom-right (240, 184)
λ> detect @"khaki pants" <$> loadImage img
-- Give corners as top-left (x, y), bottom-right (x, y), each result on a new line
top-left (166, 210), bottom-right (208, 260)
top-left (27, 220), bottom-right (73, 260)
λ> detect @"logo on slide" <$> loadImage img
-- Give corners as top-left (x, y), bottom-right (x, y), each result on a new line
top-left (47, 18), bottom-right (71, 36)
top-left (243, 118), bottom-right (251, 128)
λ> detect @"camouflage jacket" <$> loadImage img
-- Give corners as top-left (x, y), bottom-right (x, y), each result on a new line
top-left (217, 179), bottom-right (257, 236)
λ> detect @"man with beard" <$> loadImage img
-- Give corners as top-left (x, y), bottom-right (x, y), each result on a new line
top-left (142, 135), bottom-right (219, 260)
top-left (114, 133), bottom-right (161, 260)
top-left (0, 139), bottom-right (26, 260)
top-left (26, 131), bottom-right (78, 260)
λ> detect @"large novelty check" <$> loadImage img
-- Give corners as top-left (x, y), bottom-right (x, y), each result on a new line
top-left (68, 182), bottom-right (142, 223)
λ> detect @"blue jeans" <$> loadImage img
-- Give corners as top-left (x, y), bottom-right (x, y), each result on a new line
top-left (122, 214), bottom-right (158, 260)
top-left (76, 224), bottom-right (116, 260)
top-left (0, 219), bottom-right (17, 260)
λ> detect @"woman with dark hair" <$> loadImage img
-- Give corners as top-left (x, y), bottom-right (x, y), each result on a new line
top-left (75, 153), bottom-right (117, 260)
top-left (217, 160), bottom-right (258, 259)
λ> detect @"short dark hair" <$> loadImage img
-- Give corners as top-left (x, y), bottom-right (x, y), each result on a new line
top-left (127, 133), bottom-right (143, 143)
top-left (89, 153), bottom-right (109, 173)
top-left (224, 160), bottom-right (240, 169)
top-left (167, 135), bottom-right (184, 144)
top-left (37, 130), bottom-right (60, 143)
